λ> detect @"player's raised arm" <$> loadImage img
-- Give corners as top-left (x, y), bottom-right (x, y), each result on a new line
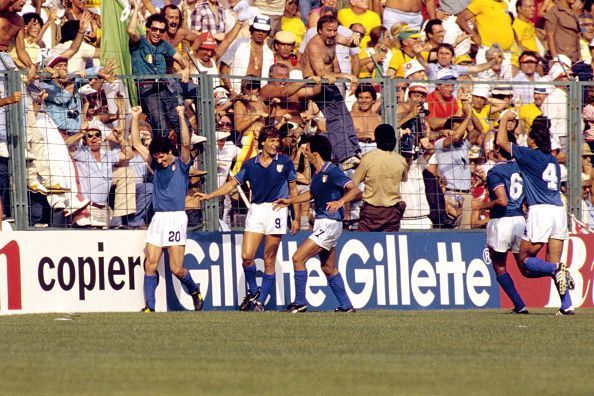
top-left (177, 106), bottom-right (191, 164)
top-left (496, 110), bottom-right (516, 154)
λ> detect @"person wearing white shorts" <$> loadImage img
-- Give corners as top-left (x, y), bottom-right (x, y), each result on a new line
top-left (145, 211), bottom-right (188, 247)
top-left (274, 135), bottom-right (361, 313)
top-left (197, 127), bottom-right (301, 312)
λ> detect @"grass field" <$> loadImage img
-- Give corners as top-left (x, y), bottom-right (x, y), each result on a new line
top-left (1, 309), bottom-right (593, 395)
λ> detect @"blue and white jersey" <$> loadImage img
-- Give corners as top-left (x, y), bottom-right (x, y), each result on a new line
top-left (310, 162), bottom-right (353, 221)
top-left (511, 144), bottom-right (563, 207)
top-left (233, 153), bottom-right (297, 203)
top-left (152, 157), bottom-right (191, 212)
top-left (486, 160), bottom-right (525, 219)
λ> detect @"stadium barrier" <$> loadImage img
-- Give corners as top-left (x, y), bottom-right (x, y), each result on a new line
top-left (1, 230), bottom-right (592, 314)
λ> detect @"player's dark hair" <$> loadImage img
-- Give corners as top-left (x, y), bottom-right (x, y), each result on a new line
top-left (317, 15), bottom-right (338, 33)
top-left (375, 124), bottom-right (397, 152)
top-left (494, 132), bottom-right (516, 160)
top-left (529, 116), bottom-right (552, 154)
top-left (161, 5), bottom-right (183, 24)
top-left (425, 19), bottom-right (442, 37)
top-left (309, 134), bottom-right (332, 161)
top-left (240, 77), bottom-right (261, 94)
top-left (23, 13), bottom-right (43, 26)
top-left (145, 14), bottom-right (168, 30)
top-left (368, 26), bottom-right (388, 47)
top-left (60, 20), bottom-right (80, 43)
top-left (258, 126), bottom-right (280, 149)
top-left (149, 136), bottom-right (174, 157)
top-left (437, 43), bottom-right (455, 57)
top-left (355, 83), bottom-right (377, 100)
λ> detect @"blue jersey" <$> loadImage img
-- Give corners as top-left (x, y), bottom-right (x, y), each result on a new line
top-left (486, 160), bottom-right (525, 219)
top-left (511, 144), bottom-right (563, 207)
top-left (151, 157), bottom-right (191, 212)
top-left (233, 154), bottom-right (297, 203)
top-left (310, 162), bottom-right (353, 221)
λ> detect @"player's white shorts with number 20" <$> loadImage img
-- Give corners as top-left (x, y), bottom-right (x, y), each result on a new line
top-left (146, 211), bottom-right (188, 247)
top-left (525, 204), bottom-right (568, 243)
top-left (245, 203), bottom-right (288, 235)
top-left (309, 218), bottom-right (343, 251)
top-left (487, 216), bottom-right (526, 253)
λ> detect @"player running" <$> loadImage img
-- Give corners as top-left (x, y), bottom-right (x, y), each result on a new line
top-left (274, 135), bottom-right (360, 313)
top-left (196, 126), bottom-right (300, 311)
top-left (130, 106), bottom-right (204, 312)
top-left (473, 132), bottom-right (528, 314)
top-left (496, 112), bottom-right (575, 315)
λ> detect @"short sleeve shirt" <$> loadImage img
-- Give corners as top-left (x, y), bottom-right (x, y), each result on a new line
top-left (233, 154), bottom-right (297, 203)
top-left (130, 36), bottom-right (176, 76)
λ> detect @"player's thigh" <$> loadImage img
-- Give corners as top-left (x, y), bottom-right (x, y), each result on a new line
top-left (519, 238), bottom-right (544, 263)
top-left (263, 234), bottom-right (283, 271)
top-left (167, 245), bottom-right (186, 274)
top-left (319, 247), bottom-right (338, 276)
top-left (293, 237), bottom-right (325, 266)
top-left (242, 231), bottom-right (265, 262)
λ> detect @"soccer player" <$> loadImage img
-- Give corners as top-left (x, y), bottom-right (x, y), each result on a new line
top-left (196, 126), bottom-right (300, 312)
top-left (496, 112), bottom-right (575, 315)
top-left (472, 134), bottom-right (528, 314)
top-left (130, 105), bottom-right (204, 312)
top-left (273, 135), bottom-right (360, 313)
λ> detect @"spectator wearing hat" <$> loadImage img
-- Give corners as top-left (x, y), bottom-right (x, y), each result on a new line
top-left (519, 85), bottom-right (548, 132)
top-left (272, 30), bottom-right (302, 78)
top-left (383, 0), bottom-right (435, 32)
top-left (351, 83), bottom-right (382, 155)
top-left (299, 6), bottom-right (361, 78)
top-left (403, 59), bottom-right (427, 80)
top-left (399, 83), bottom-right (431, 141)
top-left (352, 124), bottom-right (409, 232)
top-left (467, 84), bottom-right (492, 135)
top-left (220, 15), bottom-right (275, 94)
top-left (544, 0), bottom-right (581, 64)
top-left (399, 132), bottom-right (435, 229)
top-left (512, 51), bottom-right (542, 105)
top-left (512, 0), bottom-right (540, 70)
top-left (387, 28), bottom-right (419, 77)
top-left (541, 64), bottom-right (571, 150)
top-left (426, 70), bottom-right (462, 131)
top-left (253, 0), bottom-right (286, 37)
top-left (282, 0), bottom-right (306, 47)
top-left (337, 0), bottom-right (381, 50)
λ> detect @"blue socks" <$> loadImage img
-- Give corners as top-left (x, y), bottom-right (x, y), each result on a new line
top-left (560, 287), bottom-right (573, 310)
top-left (328, 273), bottom-right (352, 309)
top-left (178, 272), bottom-right (197, 294)
top-left (497, 273), bottom-right (526, 311)
top-left (258, 272), bottom-right (276, 304)
top-left (244, 265), bottom-right (259, 294)
top-left (523, 257), bottom-right (557, 277)
top-left (294, 270), bottom-right (308, 305)
top-left (143, 274), bottom-right (158, 310)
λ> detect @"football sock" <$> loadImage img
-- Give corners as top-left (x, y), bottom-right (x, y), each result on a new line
top-left (244, 265), bottom-right (258, 294)
top-left (328, 273), bottom-right (352, 309)
top-left (293, 270), bottom-right (308, 305)
top-left (523, 257), bottom-right (557, 277)
top-left (497, 273), bottom-right (526, 310)
top-left (560, 287), bottom-right (573, 310)
top-left (179, 272), bottom-right (198, 294)
top-left (258, 272), bottom-right (276, 304)
top-left (143, 274), bottom-right (158, 310)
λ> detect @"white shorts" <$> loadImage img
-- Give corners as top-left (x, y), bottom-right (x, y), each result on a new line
top-left (145, 211), bottom-right (188, 247)
top-left (382, 7), bottom-right (423, 30)
top-left (245, 202), bottom-right (288, 235)
top-left (308, 218), bottom-right (343, 251)
top-left (487, 216), bottom-right (526, 253)
top-left (524, 204), bottom-right (568, 243)
top-left (400, 216), bottom-right (433, 230)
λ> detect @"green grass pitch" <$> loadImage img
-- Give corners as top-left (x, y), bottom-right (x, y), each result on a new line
top-left (1, 309), bottom-right (593, 395)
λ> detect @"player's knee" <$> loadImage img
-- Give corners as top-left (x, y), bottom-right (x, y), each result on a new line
top-left (144, 258), bottom-right (159, 274)
top-left (242, 255), bottom-right (255, 267)
top-left (170, 266), bottom-right (186, 279)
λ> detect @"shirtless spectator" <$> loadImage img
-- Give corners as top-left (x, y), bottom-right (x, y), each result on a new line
top-left (351, 83), bottom-right (381, 155)
top-left (383, 0), bottom-right (436, 31)
top-left (62, 0), bottom-right (101, 47)
top-left (272, 31), bottom-right (302, 78)
top-left (162, 5), bottom-right (202, 54)
top-left (301, 15), bottom-right (360, 168)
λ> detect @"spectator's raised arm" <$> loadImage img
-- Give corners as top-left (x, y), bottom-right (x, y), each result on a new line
top-left (127, 0), bottom-right (142, 43)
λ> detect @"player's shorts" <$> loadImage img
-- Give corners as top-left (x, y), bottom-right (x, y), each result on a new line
top-left (524, 204), bottom-right (568, 243)
top-left (145, 211), bottom-right (188, 247)
top-left (245, 202), bottom-right (288, 235)
top-left (486, 216), bottom-right (526, 253)
top-left (308, 218), bottom-right (343, 251)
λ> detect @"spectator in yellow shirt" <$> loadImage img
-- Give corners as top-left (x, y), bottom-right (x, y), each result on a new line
top-left (282, 0), bottom-right (306, 47)
top-left (337, 0), bottom-right (382, 49)
top-left (387, 29), bottom-right (419, 77)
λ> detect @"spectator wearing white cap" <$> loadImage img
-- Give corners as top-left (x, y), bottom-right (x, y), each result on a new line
top-left (518, 85), bottom-right (548, 134)
top-left (400, 83), bottom-right (430, 139)
top-left (426, 70), bottom-right (463, 131)
top-left (253, 0), bottom-right (285, 37)
top-left (220, 15), bottom-right (275, 94)
top-left (512, 51), bottom-right (542, 105)
top-left (541, 64), bottom-right (572, 150)
top-left (272, 30), bottom-right (303, 78)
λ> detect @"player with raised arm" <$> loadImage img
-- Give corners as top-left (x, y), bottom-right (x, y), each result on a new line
top-left (274, 135), bottom-right (360, 313)
top-left (196, 126), bottom-right (300, 312)
top-left (130, 105), bottom-right (204, 312)
top-left (473, 133), bottom-right (528, 314)
top-left (496, 112), bottom-right (575, 315)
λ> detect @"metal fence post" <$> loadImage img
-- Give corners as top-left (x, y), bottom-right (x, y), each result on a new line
top-left (382, 77), bottom-right (396, 128)
top-left (567, 81), bottom-right (581, 221)
top-left (198, 73), bottom-right (219, 231)
top-left (7, 70), bottom-right (28, 230)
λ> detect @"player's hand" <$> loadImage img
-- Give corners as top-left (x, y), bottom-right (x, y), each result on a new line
top-left (326, 200), bottom-right (343, 213)
top-left (272, 198), bottom-right (290, 210)
top-left (194, 192), bottom-right (210, 201)
top-left (290, 219), bottom-right (300, 235)
top-left (499, 109), bottom-right (517, 121)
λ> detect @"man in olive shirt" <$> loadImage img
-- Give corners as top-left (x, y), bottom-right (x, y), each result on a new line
top-left (352, 124), bottom-right (409, 231)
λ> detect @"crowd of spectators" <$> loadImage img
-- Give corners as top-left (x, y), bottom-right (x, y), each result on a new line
top-left (2, 0), bottom-right (594, 231)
